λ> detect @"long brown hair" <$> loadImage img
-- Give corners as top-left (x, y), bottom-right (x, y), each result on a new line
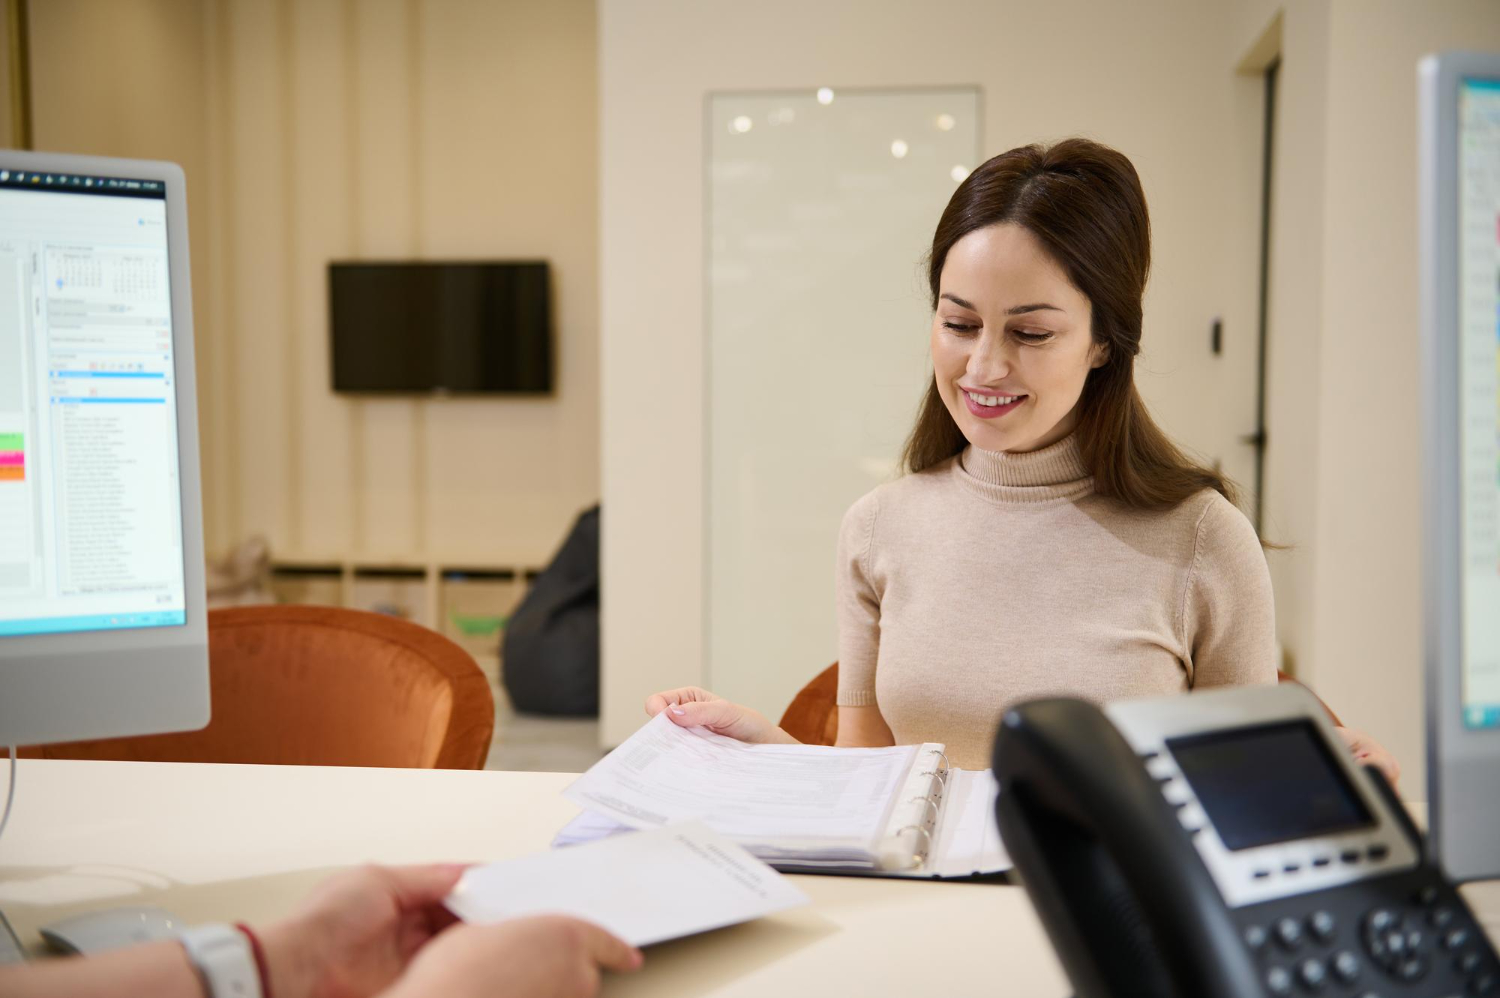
top-left (902, 138), bottom-right (1236, 512)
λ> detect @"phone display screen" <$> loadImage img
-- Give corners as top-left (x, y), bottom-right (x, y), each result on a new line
top-left (1167, 721), bottom-right (1375, 851)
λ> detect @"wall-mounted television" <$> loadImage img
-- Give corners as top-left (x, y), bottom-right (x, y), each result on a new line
top-left (329, 261), bottom-right (553, 394)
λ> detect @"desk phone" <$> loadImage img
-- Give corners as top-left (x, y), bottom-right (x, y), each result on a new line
top-left (992, 683), bottom-right (1500, 998)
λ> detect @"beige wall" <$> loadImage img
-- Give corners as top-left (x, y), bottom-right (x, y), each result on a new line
top-left (600, 0), bottom-right (1500, 796)
top-left (1244, 0), bottom-right (1332, 734)
top-left (25, 0), bottom-right (599, 570)
top-left (0, 1), bottom-right (14, 147)
top-left (23, 0), bottom-right (223, 544)
top-left (1300, 0), bottom-right (1500, 799)
top-left (599, 0), bottom-right (1276, 746)
top-left (1224, 0), bottom-right (1500, 800)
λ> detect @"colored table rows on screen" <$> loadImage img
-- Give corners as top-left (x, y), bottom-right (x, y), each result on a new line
top-left (0, 433), bottom-right (20, 450)
top-left (0, 466), bottom-right (23, 481)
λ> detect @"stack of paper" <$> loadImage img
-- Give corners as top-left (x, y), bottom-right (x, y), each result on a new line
top-left (557, 713), bottom-right (1010, 879)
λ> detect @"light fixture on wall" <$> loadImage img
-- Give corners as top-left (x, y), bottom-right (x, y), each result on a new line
top-left (890, 139), bottom-right (909, 159)
top-left (950, 165), bottom-right (969, 183)
top-left (935, 113), bottom-right (956, 131)
top-left (816, 87), bottom-right (835, 105)
top-left (730, 115), bottom-right (753, 134)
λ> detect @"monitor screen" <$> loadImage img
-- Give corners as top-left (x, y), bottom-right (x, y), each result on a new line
top-left (1459, 77), bottom-right (1500, 731)
top-left (0, 169), bottom-right (188, 638)
top-left (329, 261), bottom-right (552, 394)
top-left (1168, 721), bottom-right (1375, 851)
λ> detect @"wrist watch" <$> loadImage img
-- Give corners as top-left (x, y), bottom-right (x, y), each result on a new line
top-left (179, 923), bottom-right (264, 998)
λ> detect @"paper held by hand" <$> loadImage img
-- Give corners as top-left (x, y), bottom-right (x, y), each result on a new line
top-left (445, 821), bottom-right (810, 948)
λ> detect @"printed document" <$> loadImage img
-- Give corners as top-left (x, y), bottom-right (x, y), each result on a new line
top-left (446, 822), bottom-right (808, 947)
top-left (563, 712), bottom-right (917, 854)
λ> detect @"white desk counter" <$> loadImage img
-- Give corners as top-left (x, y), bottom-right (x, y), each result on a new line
top-left (0, 760), bottom-right (1069, 997)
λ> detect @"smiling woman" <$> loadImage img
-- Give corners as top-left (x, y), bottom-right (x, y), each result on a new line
top-left (906, 139), bottom-right (1228, 509)
top-left (647, 139), bottom-right (1397, 781)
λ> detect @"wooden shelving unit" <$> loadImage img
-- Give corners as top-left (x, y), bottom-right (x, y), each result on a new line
top-left (269, 559), bottom-right (543, 684)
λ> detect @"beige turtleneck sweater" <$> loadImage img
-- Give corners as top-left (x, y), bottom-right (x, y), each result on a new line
top-left (835, 434), bottom-right (1277, 770)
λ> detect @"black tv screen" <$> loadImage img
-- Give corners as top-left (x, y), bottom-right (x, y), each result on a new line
top-left (329, 261), bottom-right (552, 393)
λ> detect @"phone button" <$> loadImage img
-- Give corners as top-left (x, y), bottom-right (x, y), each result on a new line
top-left (1244, 924), bottom-right (1268, 953)
top-left (1265, 966), bottom-right (1293, 996)
top-left (1331, 950), bottom-right (1362, 984)
top-left (1395, 956), bottom-right (1427, 981)
top-left (1160, 780), bottom-right (1191, 805)
top-left (1176, 803), bottom-right (1206, 830)
top-left (1275, 917), bottom-right (1304, 951)
top-left (1308, 911), bottom-right (1337, 943)
top-left (1297, 957), bottom-right (1328, 991)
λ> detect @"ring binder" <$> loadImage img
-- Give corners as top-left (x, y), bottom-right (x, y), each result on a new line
top-left (561, 720), bottom-right (1009, 880)
top-left (907, 796), bottom-right (940, 823)
top-left (920, 750), bottom-right (952, 788)
top-left (875, 745), bottom-right (953, 871)
top-left (880, 823), bottom-right (934, 871)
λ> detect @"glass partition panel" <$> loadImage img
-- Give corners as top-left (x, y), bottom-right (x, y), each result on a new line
top-left (706, 87), bottom-right (980, 717)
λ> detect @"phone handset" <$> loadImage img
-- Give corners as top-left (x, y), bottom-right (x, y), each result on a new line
top-left (992, 698), bottom-right (1263, 998)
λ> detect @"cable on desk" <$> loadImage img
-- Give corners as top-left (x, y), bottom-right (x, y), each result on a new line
top-left (0, 746), bottom-right (14, 846)
top-left (0, 745), bottom-right (21, 961)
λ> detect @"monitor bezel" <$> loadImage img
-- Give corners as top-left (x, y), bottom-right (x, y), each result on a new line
top-left (0, 150), bottom-right (210, 747)
top-left (1420, 51), bottom-right (1500, 883)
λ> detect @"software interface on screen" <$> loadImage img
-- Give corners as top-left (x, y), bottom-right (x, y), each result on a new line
top-left (1462, 78), bottom-right (1500, 729)
top-left (0, 169), bottom-right (186, 637)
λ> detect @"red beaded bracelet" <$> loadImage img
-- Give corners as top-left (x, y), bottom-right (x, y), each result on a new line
top-left (234, 923), bottom-right (273, 998)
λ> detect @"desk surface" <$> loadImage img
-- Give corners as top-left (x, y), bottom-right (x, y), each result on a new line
top-left (2, 761), bottom-right (1498, 997)
top-left (0, 759), bottom-right (1071, 996)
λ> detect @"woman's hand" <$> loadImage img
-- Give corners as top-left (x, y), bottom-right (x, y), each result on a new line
top-left (381, 916), bottom-right (642, 998)
top-left (644, 687), bottom-right (799, 744)
top-left (256, 863), bottom-right (470, 998)
top-left (1336, 726), bottom-right (1401, 788)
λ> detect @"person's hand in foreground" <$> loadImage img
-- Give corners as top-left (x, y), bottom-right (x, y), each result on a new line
top-left (381, 914), bottom-right (642, 998)
top-left (0, 864), bottom-right (641, 998)
top-left (255, 862), bottom-right (465, 998)
top-left (644, 686), bottom-right (799, 744)
top-left (259, 863), bottom-right (642, 998)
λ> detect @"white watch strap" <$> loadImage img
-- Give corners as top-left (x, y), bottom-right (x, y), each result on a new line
top-left (179, 923), bottom-right (263, 998)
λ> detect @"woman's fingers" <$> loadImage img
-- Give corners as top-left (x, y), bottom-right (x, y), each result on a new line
top-left (1336, 726), bottom-right (1402, 788)
top-left (664, 699), bottom-right (741, 728)
top-left (644, 687), bottom-right (719, 717)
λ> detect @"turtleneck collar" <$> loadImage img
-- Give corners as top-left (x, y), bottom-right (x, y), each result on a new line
top-left (954, 433), bottom-right (1094, 505)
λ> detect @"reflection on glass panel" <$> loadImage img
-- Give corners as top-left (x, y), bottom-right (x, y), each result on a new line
top-left (706, 88), bottom-right (981, 715)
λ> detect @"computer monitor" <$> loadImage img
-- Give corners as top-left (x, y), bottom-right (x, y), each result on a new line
top-left (1421, 51), bottom-right (1500, 883)
top-left (0, 151), bottom-right (208, 748)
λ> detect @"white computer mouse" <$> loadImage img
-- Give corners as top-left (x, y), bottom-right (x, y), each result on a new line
top-left (39, 905), bottom-right (182, 955)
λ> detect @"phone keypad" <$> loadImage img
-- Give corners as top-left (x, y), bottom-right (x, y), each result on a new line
top-left (1241, 878), bottom-right (1500, 996)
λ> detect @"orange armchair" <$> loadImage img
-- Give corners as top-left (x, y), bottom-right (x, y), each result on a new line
top-left (778, 662), bottom-right (1341, 747)
top-left (22, 605), bottom-right (495, 769)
